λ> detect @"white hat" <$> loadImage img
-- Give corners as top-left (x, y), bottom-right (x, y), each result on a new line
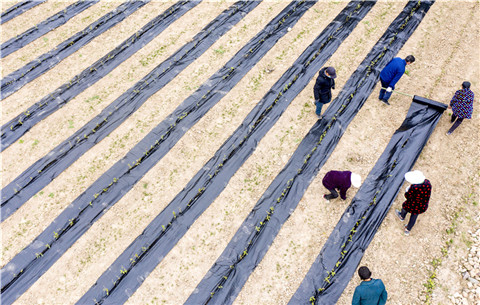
top-left (351, 173), bottom-right (361, 188)
top-left (405, 170), bottom-right (425, 184)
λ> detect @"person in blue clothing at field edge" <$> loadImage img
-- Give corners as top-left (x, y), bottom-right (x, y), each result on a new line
top-left (352, 266), bottom-right (388, 305)
top-left (378, 55), bottom-right (415, 105)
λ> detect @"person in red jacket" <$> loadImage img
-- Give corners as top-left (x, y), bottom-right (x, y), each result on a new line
top-left (395, 170), bottom-right (432, 236)
top-left (322, 170), bottom-right (361, 201)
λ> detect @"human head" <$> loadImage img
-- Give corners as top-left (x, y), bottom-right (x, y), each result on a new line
top-left (405, 55), bottom-right (415, 65)
top-left (405, 170), bottom-right (425, 184)
top-left (358, 266), bottom-right (371, 280)
top-left (325, 66), bottom-right (337, 79)
top-left (462, 81), bottom-right (471, 89)
top-left (351, 173), bottom-right (361, 188)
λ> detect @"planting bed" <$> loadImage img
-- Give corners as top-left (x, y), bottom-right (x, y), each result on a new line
top-left (1, 1), bottom-right (479, 305)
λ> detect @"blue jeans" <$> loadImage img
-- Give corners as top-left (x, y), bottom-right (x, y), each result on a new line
top-left (315, 99), bottom-right (330, 116)
top-left (378, 78), bottom-right (392, 101)
top-left (401, 208), bottom-right (418, 231)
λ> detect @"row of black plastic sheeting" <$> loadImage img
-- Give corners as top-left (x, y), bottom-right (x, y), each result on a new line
top-left (1, 0), bottom-right (198, 149)
top-left (0, 1), bottom-right (309, 304)
top-left (1, 0), bottom-right (99, 58)
top-left (0, 0), bottom-right (205, 221)
top-left (77, 1), bottom-right (375, 304)
top-left (291, 95), bottom-right (446, 305)
top-left (186, 1), bottom-right (435, 304)
top-left (1, 0), bottom-right (149, 99)
top-left (1, 0), bottom-right (46, 25)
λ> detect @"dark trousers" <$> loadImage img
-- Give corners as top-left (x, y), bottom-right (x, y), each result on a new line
top-left (401, 208), bottom-right (418, 231)
top-left (378, 78), bottom-right (392, 101)
top-left (448, 114), bottom-right (464, 134)
top-left (325, 188), bottom-right (339, 200)
top-left (315, 99), bottom-right (330, 116)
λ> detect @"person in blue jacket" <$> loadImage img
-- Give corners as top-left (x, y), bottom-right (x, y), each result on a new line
top-left (352, 266), bottom-right (388, 305)
top-left (378, 55), bottom-right (415, 105)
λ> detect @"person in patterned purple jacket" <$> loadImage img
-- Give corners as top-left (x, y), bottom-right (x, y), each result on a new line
top-left (395, 170), bottom-right (432, 236)
top-left (447, 81), bottom-right (475, 135)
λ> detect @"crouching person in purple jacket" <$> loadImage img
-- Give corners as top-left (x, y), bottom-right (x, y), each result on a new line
top-left (322, 170), bottom-right (361, 201)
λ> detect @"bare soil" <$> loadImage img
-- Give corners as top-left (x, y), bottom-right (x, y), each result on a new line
top-left (1, 1), bottom-right (479, 305)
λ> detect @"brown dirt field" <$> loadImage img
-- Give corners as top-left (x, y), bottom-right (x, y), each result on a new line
top-left (1, 1), bottom-right (479, 305)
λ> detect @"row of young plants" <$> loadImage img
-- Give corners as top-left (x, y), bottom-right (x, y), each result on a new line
top-left (1, 0), bottom-right (149, 99)
top-left (0, 0), bottom-right (198, 150)
top-left (0, 0), bottom-right (46, 25)
top-left (77, 2), bottom-right (375, 304)
top-left (293, 96), bottom-right (446, 305)
top-left (0, 2), bottom-right (310, 304)
top-left (186, 1), bottom-right (436, 304)
top-left (1, 0), bottom-right (98, 58)
top-left (0, 0), bottom-right (207, 221)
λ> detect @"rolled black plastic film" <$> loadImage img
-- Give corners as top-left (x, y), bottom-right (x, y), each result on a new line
top-left (0, 0), bottom-right (149, 99)
top-left (1, 0), bottom-right (46, 24)
top-left (290, 97), bottom-right (446, 305)
top-left (185, 1), bottom-right (435, 304)
top-left (1, 0), bottom-right (99, 58)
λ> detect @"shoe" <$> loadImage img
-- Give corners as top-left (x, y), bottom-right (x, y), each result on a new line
top-left (380, 99), bottom-right (390, 105)
top-left (395, 209), bottom-right (405, 221)
top-left (404, 225), bottom-right (410, 236)
top-left (446, 131), bottom-right (452, 135)
top-left (317, 114), bottom-right (323, 120)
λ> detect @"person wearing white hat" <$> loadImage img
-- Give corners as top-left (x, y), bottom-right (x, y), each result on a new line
top-left (395, 170), bottom-right (432, 236)
top-left (322, 170), bottom-right (361, 201)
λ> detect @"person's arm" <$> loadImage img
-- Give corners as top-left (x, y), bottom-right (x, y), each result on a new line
top-left (314, 77), bottom-right (321, 101)
top-left (340, 187), bottom-right (348, 200)
top-left (351, 287), bottom-right (361, 305)
top-left (450, 90), bottom-right (460, 107)
top-left (379, 280), bottom-right (388, 305)
top-left (387, 68), bottom-right (404, 89)
top-left (405, 185), bottom-right (416, 199)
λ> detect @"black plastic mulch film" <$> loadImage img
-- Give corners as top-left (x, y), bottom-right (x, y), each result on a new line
top-left (291, 96), bottom-right (446, 305)
top-left (1, 0), bottom-right (311, 303)
top-left (0, 0), bottom-right (198, 149)
top-left (1, 0), bottom-right (149, 99)
top-left (1, 0), bottom-right (98, 58)
top-left (0, 0), bottom-right (204, 222)
top-left (186, 1), bottom-right (435, 304)
top-left (0, 0), bottom-right (46, 25)
top-left (78, 2), bottom-right (373, 304)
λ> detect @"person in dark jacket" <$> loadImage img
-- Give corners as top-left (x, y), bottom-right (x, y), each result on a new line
top-left (313, 66), bottom-right (336, 119)
top-left (447, 81), bottom-right (475, 135)
top-left (395, 170), bottom-right (432, 236)
top-left (352, 266), bottom-right (388, 305)
top-left (322, 170), bottom-right (361, 201)
top-left (378, 55), bottom-right (415, 105)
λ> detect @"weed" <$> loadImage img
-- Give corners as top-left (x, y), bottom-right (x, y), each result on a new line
top-left (214, 46), bottom-right (226, 55)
